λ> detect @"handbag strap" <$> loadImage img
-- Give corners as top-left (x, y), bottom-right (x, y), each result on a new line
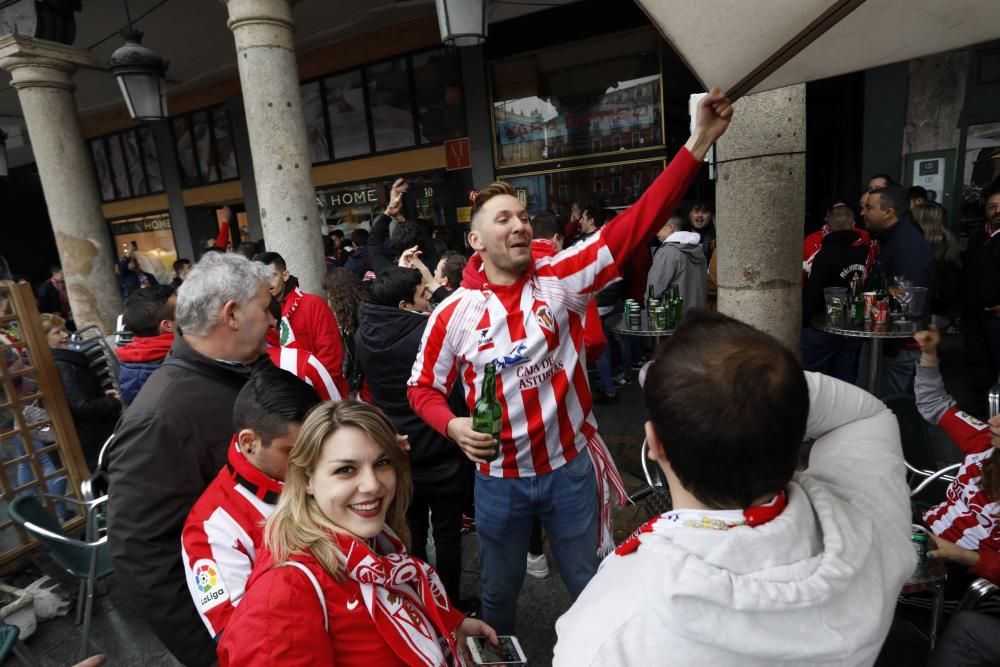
top-left (277, 561), bottom-right (329, 632)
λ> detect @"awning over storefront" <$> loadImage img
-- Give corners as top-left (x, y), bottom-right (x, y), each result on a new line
top-left (636, 0), bottom-right (1000, 98)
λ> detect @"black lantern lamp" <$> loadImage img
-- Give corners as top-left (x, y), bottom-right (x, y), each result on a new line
top-left (109, 0), bottom-right (168, 121)
top-left (435, 0), bottom-right (487, 47)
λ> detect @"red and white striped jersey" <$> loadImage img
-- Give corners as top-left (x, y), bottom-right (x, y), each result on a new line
top-left (267, 346), bottom-right (341, 402)
top-left (923, 408), bottom-right (999, 556)
top-left (408, 148), bottom-right (700, 478)
top-left (181, 437), bottom-right (281, 638)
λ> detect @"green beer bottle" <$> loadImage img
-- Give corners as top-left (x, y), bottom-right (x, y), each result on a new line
top-left (472, 362), bottom-right (502, 460)
top-left (671, 285), bottom-right (682, 326)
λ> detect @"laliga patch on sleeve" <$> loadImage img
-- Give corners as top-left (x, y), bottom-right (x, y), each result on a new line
top-left (955, 411), bottom-right (989, 431)
top-left (191, 559), bottom-right (229, 611)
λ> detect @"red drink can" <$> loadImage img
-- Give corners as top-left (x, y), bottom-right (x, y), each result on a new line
top-left (875, 301), bottom-right (890, 324)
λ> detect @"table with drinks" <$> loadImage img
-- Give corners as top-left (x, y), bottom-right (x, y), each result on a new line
top-left (610, 288), bottom-right (685, 347)
top-left (812, 278), bottom-right (929, 396)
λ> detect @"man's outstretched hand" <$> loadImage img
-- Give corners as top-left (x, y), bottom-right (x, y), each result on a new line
top-left (685, 87), bottom-right (734, 161)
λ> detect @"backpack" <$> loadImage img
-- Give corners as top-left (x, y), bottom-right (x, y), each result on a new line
top-left (339, 327), bottom-right (365, 393)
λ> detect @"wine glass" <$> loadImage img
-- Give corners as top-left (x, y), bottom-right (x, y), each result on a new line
top-left (895, 286), bottom-right (914, 324)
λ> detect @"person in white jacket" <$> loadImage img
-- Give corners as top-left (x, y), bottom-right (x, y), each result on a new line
top-left (553, 310), bottom-right (915, 666)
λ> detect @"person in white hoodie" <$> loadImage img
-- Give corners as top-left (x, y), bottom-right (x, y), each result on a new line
top-left (645, 214), bottom-right (707, 314)
top-left (553, 310), bottom-right (915, 666)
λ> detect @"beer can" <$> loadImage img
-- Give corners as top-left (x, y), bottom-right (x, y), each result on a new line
top-left (653, 306), bottom-right (667, 330)
top-left (912, 525), bottom-right (929, 569)
top-left (630, 303), bottom-right (641, 330)
top-left (623, 300), bottom-right (635, 329)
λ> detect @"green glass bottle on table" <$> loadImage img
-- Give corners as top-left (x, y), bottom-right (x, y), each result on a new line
top-left (473, 362), bottom-right (502, 460)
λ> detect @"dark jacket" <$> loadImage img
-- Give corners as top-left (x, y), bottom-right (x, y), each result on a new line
top-left (36, 279), bottom-right (68, 320)
top-left (961, 224), bottom-right (1000, 312)
top-left (355, 301), bottom-right (464, 481)
top-left (106, 335), bottom-right (256, 666)
top-left (871, 216), bottom-right (936, 318)
top-left (119, 257), bottom-right (159, 299)
top-left (368, 214), bottom-right (440, 279)
top-left (115, 333), bottom-right (174, 406)
top-left (802, 229), bottom-right (871, 326)
top-left (343, 245), bottom-right (372, 278)
top-left (51, 347), bottom-right (121, 470)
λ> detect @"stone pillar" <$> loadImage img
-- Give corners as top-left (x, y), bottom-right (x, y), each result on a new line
top-left (0, 35), bottom-right (123, 333)
top-left (221, 0), bottom-right (324, 294)
top-left (714, 84), bottom-right (806, 352)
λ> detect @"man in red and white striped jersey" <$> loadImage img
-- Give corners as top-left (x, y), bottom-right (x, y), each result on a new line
top-left (181, 364), bottom-right (321, 642)
top-left (407, 88), bottom-right (733, 633)
top-left (266, 345), bottom-right (341, 401)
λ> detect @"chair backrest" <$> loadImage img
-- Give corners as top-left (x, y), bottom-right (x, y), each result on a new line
top-left (8, 494), bottom-right (97, 578)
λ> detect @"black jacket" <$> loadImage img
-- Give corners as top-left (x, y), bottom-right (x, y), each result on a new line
top-left (802, 230), bottom-right (870, 326)
top-left (367, 214), bottom-right (441, 279)
top-left (106, 335), bottom-right (255, 666)
top-left (51, 348), bottom-right (120, 469)
top-left (343, 245), bottom-right (372, 278)
top-left (961, 224), bottom-right (1000, 312)
top-left (871, 216), bottom-right (936, 318)
top-left (355, 302), bottom-right (464, 481)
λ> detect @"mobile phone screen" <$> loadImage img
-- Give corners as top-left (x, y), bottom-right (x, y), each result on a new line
top-left (469, 636), bottom-right (525, 664)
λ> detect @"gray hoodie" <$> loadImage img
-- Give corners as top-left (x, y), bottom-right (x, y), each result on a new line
top-left (646, 230), bottom-right (707, 313)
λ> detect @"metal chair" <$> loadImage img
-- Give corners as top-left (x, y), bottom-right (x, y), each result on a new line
top-left (0, 619), bottom-right (39, 666)
top-left (80, 434), bottom-right (114, 503)
top-left (883, 393), bottom-right (959, 509)
top-left (8, 493), bottom-right (113, 663)
top-left (958, 577), bottom-right (999, 612)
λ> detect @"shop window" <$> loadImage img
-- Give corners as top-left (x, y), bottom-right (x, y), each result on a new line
top-left (301, 80), bottom-right (331, 164)
top-left (110, 213), bottom-right (177, 284)
top-left (506, 157), bottom-right (665, 217)
top-left (316, 170), bottom-right (450, 235)
top-left (366, 58), bottom-right (417, 152)
top-left (411, 50), bottom-right (467, 144)
top-left (88, 126), bottom-right (166, 203)
top-left (324, 69), bottom-right (371, 160)
top-left (612, 135), bottom-right (622, 150)
top-left (960, 121), bottom-right (1000, 231)
top-left (491, 29), bottom-right (663, 168)
top-left (171, 104), bottom-right (241, 188)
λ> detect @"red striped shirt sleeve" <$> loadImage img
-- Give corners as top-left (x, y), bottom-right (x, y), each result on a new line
top-left (408, 299), bottom-right (461, 437)
top-left (939, 407), bottom-right (993, 457)
top-left (973, 546), bottom-right (1000, 585)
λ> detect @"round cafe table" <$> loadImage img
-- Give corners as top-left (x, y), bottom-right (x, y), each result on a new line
top-left (900, 557), bottom-right (947, 649)
top-left (810, 314), bottom-right (917, 396)
top-left (609, 312), bottom-right (676, 348)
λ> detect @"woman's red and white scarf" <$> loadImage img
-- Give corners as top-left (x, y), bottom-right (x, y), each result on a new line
top-left (278, 287), bottom-right (304, 347)
top-left (336, 527), bottom-right (465, 667)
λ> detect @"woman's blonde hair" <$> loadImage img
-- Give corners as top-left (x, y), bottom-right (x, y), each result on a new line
top-left (263, 400), bottom-right (412, 578)
top-left (913, 202), bottom-right (959, 265)
top-left (39, 313), bottom-right (66, 336)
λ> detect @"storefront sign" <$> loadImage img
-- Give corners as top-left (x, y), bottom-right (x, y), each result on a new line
top-left (445, 137), bottom-right (471, 170)
top-left (456, 206), bottom-right (472, 224)
top-left (111, 216), bottom-right (173, 234)
top-left (326, 187), bottom-right (379, 207)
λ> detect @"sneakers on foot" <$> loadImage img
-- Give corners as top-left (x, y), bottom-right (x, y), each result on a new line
top-left (526, 553), bottom-right (550, 579)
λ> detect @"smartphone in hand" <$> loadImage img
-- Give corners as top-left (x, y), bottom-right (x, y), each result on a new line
top-left (466, 635), bottom-right (527, 665)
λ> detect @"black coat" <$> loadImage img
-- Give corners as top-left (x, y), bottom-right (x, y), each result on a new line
top-left (355, 301), bottom-right (465, 481)
top-left (961, 224), bottom-right (1000, 312)
top-left (802, 230), bottom-right (871, 326)
top-left (51, 348), bottom-right (120, 469)
top-left (106, 335), bottom-right (255, 666)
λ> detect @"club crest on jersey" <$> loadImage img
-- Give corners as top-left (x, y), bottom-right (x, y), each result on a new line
top-left (192, 559), bottom-right (228, 611)
top-left (494, 342), bottom-right (530, 370)
top-left (534, 305), bottom-right (555, 332)
top-left (477, 328), bottom-right (494, 350)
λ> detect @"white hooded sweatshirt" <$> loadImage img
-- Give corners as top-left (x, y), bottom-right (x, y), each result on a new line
top-left (553, 373), bottom-right (915, 666)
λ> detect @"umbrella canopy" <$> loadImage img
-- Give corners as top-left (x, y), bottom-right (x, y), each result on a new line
top-left (636, 0), bottom-right (1000, 98)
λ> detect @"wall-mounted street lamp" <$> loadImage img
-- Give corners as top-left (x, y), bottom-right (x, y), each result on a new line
top-left (108, 0), bottom-right (168, 121)
top-left (435, 0), bottom-right (487, 47)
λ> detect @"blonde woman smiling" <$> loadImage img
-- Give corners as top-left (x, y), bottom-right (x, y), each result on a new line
top-left (218, 401), bottom-right (496, 666)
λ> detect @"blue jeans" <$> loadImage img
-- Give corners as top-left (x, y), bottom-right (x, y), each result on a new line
top-left (474, 449), bottom-right (599, 634)
top-left (596, 310), bottom-right (633, 393)
top-left (801, 326), bottom-right (861, 384)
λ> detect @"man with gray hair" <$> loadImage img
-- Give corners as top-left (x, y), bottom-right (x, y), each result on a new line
top-left (107, 253), bottom-right (274, 666)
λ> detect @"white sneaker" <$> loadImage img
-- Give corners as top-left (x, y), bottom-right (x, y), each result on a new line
top-left (526, 553), bottom-right (550, 579)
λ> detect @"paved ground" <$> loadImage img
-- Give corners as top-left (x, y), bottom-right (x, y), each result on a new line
top-left (3, 330), bottom-right (978, 665)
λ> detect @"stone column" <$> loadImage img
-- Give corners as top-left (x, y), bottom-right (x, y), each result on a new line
top-left (0, 35), bottom-right (123, 333)
top-left (714, 84), bottom-right (806, 352)
top-left (221, 0), bottom-right (325, 294)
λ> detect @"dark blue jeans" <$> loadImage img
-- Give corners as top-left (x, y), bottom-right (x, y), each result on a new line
top-left (962, 309), bottom-right (1000, 403)
top-left (474, 449), bottom-right (598, 634)
top-left (801, 326), bottom-right (862, 384)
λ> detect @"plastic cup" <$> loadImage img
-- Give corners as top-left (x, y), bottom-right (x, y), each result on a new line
top-left (824, 287), bottom-right (848, 323)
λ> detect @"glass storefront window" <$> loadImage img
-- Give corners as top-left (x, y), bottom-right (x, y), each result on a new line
top-left (301, 80), bottom-right (331, 164)
top-left (171, 104), bottom-right (241, 188)
top-left (490, 29), bottom-right (663, 168)
top-left (325, 70), bottom-right (371, 160)
top-left (366, 58), bottom-right (416, 152)
top-left (412, 50), bottom-right (467, 144)
top-left (138, 126), bottom-right (163, 193)
top-left (505, 158), bottom-right (665, 218)
top-left (316, 171), bottom-right (450, 235)
top-left (91, 140), bottom-right (115, 202)
top-left (110, 213), bottom-right (177, 285)
top-left (106, 134), bottom-right (130, 198)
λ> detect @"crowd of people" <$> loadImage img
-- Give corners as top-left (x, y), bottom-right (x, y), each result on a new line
top-left (5, 83), bottom-right (999, 666)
